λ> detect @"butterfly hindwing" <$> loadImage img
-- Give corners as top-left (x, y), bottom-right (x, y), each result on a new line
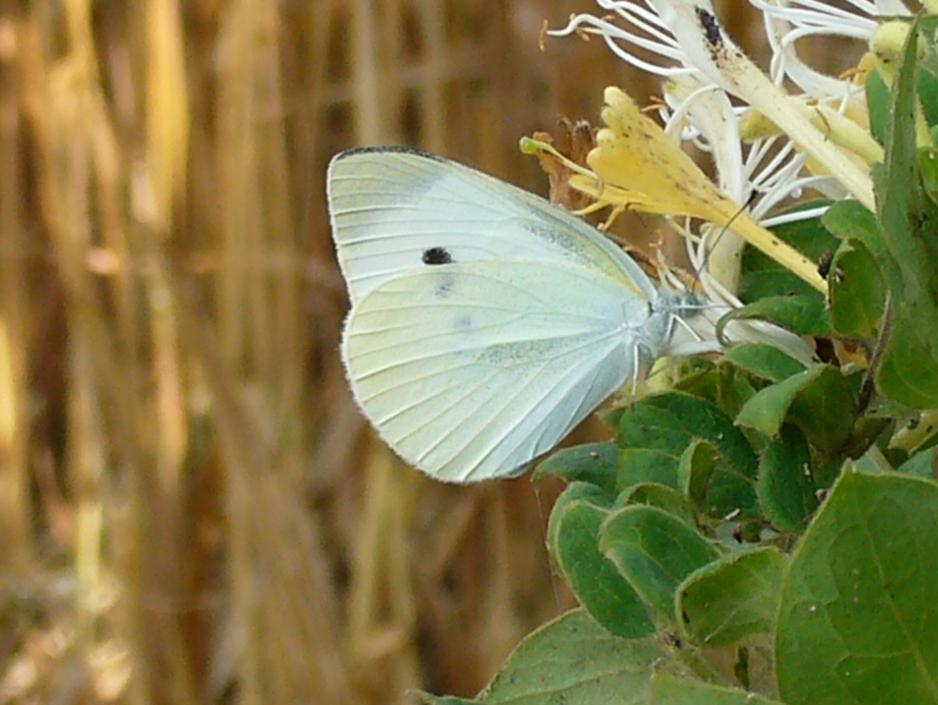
top-left (342, 261), bottom-right (651, 482)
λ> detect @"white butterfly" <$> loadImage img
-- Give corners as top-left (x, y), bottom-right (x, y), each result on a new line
top-left (327, 147), bottom-right (702, 483)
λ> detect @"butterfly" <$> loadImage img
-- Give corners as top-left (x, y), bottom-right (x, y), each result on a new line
top-left (326, 146), bottom-right (703, 483)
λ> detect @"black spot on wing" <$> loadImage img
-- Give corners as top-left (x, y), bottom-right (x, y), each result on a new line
top-left (422, 247), bottom-right (453, 265)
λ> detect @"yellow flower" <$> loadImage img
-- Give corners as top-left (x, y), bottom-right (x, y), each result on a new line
top-left (543, 87), bottom-right (828, 294)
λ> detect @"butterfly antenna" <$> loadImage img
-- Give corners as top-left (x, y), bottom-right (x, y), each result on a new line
top-left (694, 190), bottom-right (759, 291)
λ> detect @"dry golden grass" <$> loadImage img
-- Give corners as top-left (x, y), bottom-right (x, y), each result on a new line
top-left (0, 2), bottom-right (850, 704)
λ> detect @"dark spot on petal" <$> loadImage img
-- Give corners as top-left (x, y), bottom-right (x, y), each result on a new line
top-left (695, 6), bottom-right (722, 47)
top-left (422, 246), bottom-right (452, 265)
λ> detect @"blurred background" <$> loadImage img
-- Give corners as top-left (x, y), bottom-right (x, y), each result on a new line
top-left (0, 2), bottom-right (846, 704)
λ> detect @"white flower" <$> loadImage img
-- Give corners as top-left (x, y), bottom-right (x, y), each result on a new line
top-left (548, 0), bottom-right (877, 221)
top-left (659, 75), bottom-right (834, 293)
top-left (751, 0), bottom-right (911, 98)
top-left (550, 0), bottom-right (701, 78)
top-left (538, 1), bottom-right (893, 362)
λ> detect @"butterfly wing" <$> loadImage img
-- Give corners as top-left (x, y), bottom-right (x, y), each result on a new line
top-left (326, 147), bottom-right (655, 304)
top-left (342, 261), bottom-right (653, 482)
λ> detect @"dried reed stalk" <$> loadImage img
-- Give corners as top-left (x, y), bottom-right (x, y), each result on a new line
top-left (0, 2), bottom-right (837, 705)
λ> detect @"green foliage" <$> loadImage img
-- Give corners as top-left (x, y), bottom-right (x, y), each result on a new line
top-left (547, 483), bottom-right (654, 637)
top-left (534, 442), bottom-right (618, 494)
top-left (876, 23), bottom-right (938, 408)
top-left (600, 505), bottom-right (719, 621)
top-left (756, 426), bottom-right (819, 531)
top-left (648, 673), bottom-right (785, 705)
top-left (418, 609), bottom-right (691, 705)
top-left (427, 18), bottom-right (938, 705)
top-left (677, 547), bottom-right (787, 647)
top-left (897, 445), bottom-right (938, 478)
top-left (776, 472), bottom-right (938, 705)
top-left (736, 364), bottom-right (857, 458)
top-left (829, 239), bottom-right (886, 338)
top-left (717, 294), bottom-right (831, 338)
top-left (722, 344), bottom-right (806, 383)
top-left (617, 393), bottom-right (758, 517)
top-left (866, 68), bottom-right (891, 146)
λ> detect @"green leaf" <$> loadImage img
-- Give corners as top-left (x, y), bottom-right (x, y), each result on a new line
top-left (829, 239), bottom-right (886, 340)
top-left (737, 367), bottom-right (825, 437)
top-left (920, 147), bottom-right (938, 206)
top-left (617, 449), bottom-right (680, 491)
top-left (677, 362), bottom-right (758, 420)
top-left (649, 672), bottom-right (785, 705)
top-left (788, 370), bottom-right (860, 457)
top-left (739, 207), bottom-right (837, 302)
top-left (677, 547), bottom-right (787, 648)
top-left (866, 69), bottom-right (890, 146)
top-left (547, 483), bottom-right (654, 638)
top-left (419, 695), bottom-right (478, 705)
top-left (677, 439), bottom-right (718, 514)
top-left (723, 344), bottom-right (806, 383)
top-left (896, 446), bottom-right (938, 479)
top-left (878, 304), bottom-right (938, 409)
top-left (618, 393), bottom-right (759, 517)
top-left (718, 295), bottom-right (831, 338)
top-left (918, 60), bottom-right (938, 128)
top-left (534, 442), bottom-right (618, 495)
top-left (757, 425), bottom-right (820, 531)
top-left (849, 448), bottom-right (891, 475)
top-left (435, 609), bottom-right (688, 705)
top-left (776, 471), bottom-right (938, 705)
top-left (616, 482), bottom-right (695, 524)
top-left (877, 19), bottom-right (938, 408)
top-left (736, 365), bottom-right (856, 456)
top-left (600, 505), bottom-right (719, 622)
top-left (822, 200), bottom-right (885, 259)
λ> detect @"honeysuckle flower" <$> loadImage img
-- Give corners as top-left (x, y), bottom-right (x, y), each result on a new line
top-left (553, 1), bottom-right (877, 209)
top-left (526, 0), bottom-right (934, 370)
top-left (738, 101), bottom-right (884, 166)
top-left (550, 1), bottom-right (702, 79)
top-left (660, 75), bottom-right (835, 289)
top-left (543, 2), bottom-right (901, 285)
top-left (659, 76), bottom-right (841, 222)
top-left (752, 0), bottom-right (911, 99)
top-left (656, 1), bottom-right (876, 209)
top-left (524, 86), bottom-right (828, 293)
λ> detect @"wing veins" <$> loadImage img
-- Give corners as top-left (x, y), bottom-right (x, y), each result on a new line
top-left (353, 328), bottom-right (596, 389)
top-left (456, 335), bottom-right (623, 480)
top-left (424, 329), bottom-right (622, 477)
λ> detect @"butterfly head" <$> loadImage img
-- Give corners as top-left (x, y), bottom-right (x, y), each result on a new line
top-left (653, 287), bottom-right (708, 320)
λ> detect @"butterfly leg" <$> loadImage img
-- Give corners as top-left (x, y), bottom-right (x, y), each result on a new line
top-left (629, 338), bottom-right (642, 396)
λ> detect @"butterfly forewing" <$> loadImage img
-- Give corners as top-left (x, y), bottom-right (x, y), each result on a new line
top-left (327, 147), bottom-right (655, 304)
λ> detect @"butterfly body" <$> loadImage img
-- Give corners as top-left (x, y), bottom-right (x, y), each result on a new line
top-left (327, 147), bottom-right (697, 483)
